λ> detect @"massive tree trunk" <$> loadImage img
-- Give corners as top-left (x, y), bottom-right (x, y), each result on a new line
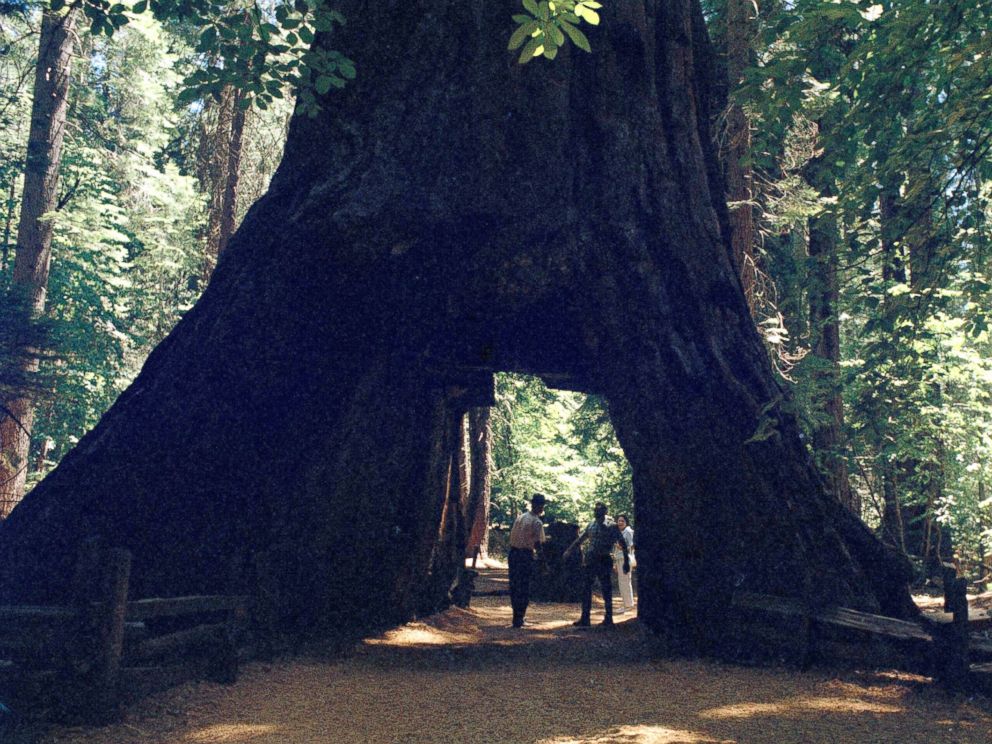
top-left (0, 0), bottom-right (914, 648)
top-left (0, 8), bottom-right (77, 517)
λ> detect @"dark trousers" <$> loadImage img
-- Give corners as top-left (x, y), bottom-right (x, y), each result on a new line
top-left (508, 547), bottom-right (534, 626)
top-left (580, 555), bottom-right (615, 622)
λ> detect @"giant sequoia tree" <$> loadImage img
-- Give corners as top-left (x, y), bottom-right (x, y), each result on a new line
top-left (0, 0), bottom-right (915, 649)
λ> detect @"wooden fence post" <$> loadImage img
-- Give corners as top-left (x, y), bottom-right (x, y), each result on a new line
top-left (206, 606), bottom-right (241, 684)
top-left (942, 563), bottom-right (957, 612)
top-left (65, 545), bottom-right (131, 724)
top-left (92, 548), bottom-right (131, 721)
top-left (798, 604), bottom-right (816, 670)
top-left (253, 549), bottom-right (280, 661)
top-left (935, 569), bottom-right (969, 690)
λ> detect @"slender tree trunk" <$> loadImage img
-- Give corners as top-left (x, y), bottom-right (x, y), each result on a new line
top-left (2, 180), bottom-right (16, 273)
top-left (456, 412), bottom-right (470, 511)
top-left (0, 1), bottom-right (915, 645)
top-left (979, 480), bottom-right (987, 581)
top-left (906, 165), bottom-right (937, 292)
top-left (723, 0), bottom-right (756, 306)
top-left (34, 436), bottom-right (50, 473)
top-left (876, 176), bottom-right (913, 555)
top-left (805, 154), bottom-right (855, 513)
top-left (466, 406), bottom-right (492, 561)
top-left (877, 165), bottom-right (949, 576)
top-left (201, 86), bottom-right (236, 280)
top-left (218, 90), bottom-right (247, 256)
top-left (880, 180), bottom-right (907, 285)
top-left (0, 8), bottom-right (77, 518)
top-left (880, 463), bottom-right (908, 556)
top-left (905, 165), bottom-right (949, 578)
top-left (455, 412), bottom-right (472, 565)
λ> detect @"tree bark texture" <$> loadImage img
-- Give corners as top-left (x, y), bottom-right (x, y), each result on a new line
top-left (466, 407), bottom-right (492, 560)
top-left (200, 85), bottom-right (236, 280)
top-left (0, 1), bottom-right (915, 646)
top-left (881, 464), bottom-right (908, 556)
top-left (904, 165), bottom-right (950, 577)
top-left (805, 157), bottom-right (856, 514)
top-left (217, 90), bottom-right (247, 256)
top-left (0, 8), bottom-right (77, 517)
top-left (877, 181), bottom-right (914, 558)
top-left (2, 180), bottom-right (16, 273)
top-left (723, 0), bottom-right (756, 307)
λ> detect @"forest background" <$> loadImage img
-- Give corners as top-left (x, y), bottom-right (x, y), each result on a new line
top-left (1, 0), bottom-right (990, 582)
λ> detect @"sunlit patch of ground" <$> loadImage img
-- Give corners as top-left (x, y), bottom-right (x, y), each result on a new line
top-left (913, 590), bottom-right (992, 612)
top-left (184, 723), bottom-right (280, 742)
top-left (698, 696), bottom-right (904, 719)
top-left (39, 589), bottom-right (992, 744)
top-left (536, 725), bottom-right (733, 744)
top-left (364, 607), bottom-right (484, 647)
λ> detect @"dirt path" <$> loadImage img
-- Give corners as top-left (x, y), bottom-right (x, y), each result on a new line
top-left (38, 581), bottom-right (992, 744)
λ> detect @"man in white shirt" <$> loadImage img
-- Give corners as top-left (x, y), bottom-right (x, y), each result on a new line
top-left (507, 493), bottom-right (547, 628)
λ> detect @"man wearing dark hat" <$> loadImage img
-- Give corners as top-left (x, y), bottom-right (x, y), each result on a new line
top-left (507, 493), bottom-right (547, 628)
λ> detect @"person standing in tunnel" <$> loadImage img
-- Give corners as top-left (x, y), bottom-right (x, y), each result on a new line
top-left (507, 493), bottom-right (547, 628)
top-left (613, 514), bottom-right (636, 614)
top-left (565, 502), bottom-right (629, 627)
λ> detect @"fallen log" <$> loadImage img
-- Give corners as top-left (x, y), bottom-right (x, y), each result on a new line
top-left (733, 591), bottom-right (932, 641)
top-left (126, 595), bottom-right (247, 621)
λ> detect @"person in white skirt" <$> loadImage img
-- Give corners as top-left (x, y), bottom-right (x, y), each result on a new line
top-left (613, 514), bottom-right (636, 613)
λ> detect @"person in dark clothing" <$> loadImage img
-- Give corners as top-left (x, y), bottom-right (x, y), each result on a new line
top-left (507, 493), bottom-right (547, 628)
top-left (564, 502), bottom-right (629, 627)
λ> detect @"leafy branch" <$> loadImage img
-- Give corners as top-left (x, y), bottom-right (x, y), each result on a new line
top-left (49, 0), bottom-right (354, 113)
top-left (508, 0), bottom-right (601, 63)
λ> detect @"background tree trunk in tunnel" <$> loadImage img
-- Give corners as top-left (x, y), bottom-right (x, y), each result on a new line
top-left (466, 407), bottom-right (492, 562)
top-left (0, 0), bottom-right (914, 645)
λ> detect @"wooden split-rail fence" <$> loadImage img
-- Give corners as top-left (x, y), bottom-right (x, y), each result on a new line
top-left (731, 563), bottom-right (992, 695)
top-left (0, 547), bottom-right (247, 724)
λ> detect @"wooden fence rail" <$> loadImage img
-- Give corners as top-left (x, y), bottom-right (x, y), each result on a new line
top-left (732, 563), bottom-right (992, 694)
top-left (0, 547), bottom-right (247, 724)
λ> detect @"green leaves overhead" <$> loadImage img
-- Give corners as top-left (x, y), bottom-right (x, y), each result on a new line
top-left (56, 0), bottom-right (354, 114)
top-left (508, 0), bottom-right (598, 63)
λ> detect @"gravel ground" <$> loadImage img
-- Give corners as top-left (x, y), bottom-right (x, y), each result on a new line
top-left (35, 591), bottom-right (992, 744)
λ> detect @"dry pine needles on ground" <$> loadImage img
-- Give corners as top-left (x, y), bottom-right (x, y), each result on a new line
top-left (36, 594), bottom-right (992, 744)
